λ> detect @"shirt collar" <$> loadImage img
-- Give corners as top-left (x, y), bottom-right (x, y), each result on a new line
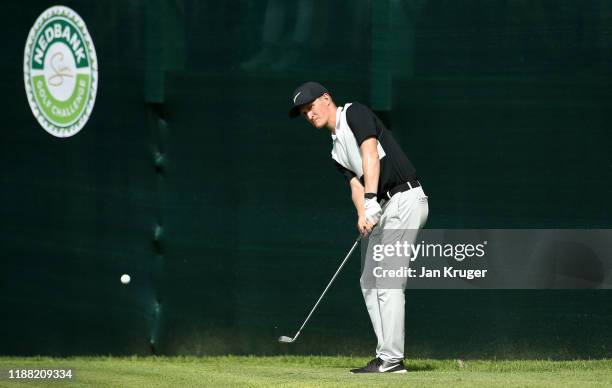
top-left (331, 106), bottom-right (344, 140)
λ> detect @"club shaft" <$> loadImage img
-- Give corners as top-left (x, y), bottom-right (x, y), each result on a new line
top-left (291, 236), bottom-right (361, 341)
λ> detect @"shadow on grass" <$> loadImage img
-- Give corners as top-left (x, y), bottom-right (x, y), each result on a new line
top-left (405, 363), bottom-right (437, 372)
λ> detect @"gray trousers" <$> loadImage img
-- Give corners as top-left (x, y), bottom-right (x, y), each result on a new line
top-left (360, 186), bottom-right (429, 363)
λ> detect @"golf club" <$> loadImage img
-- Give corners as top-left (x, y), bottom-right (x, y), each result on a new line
top-left (278, 235), bottom-right (362, 343)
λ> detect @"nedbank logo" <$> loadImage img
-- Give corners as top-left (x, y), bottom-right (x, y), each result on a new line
top-left (23, 6), bottom-right (98, 138)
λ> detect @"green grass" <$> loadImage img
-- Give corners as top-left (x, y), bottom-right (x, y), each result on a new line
top-left (0, 356), bottom-right (611, 387)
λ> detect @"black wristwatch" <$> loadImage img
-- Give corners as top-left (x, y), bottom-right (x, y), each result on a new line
top-left (364, 192), bottom-right (377, 200)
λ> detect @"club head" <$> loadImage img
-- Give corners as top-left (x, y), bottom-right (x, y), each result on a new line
top-left (278, 335), bottom-right (295, 343)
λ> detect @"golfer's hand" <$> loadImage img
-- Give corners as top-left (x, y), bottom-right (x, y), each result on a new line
top-left (364, 198), bottom-right (382, 225)
top-left (357, 215), bottom-right (375, 237)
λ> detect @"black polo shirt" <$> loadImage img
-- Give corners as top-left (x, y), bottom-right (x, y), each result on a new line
top-left (332, 102), bottom-right (417, 195)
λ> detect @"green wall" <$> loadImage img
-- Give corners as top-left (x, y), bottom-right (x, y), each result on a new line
top-left (1, 0), bottom-right (611, 357)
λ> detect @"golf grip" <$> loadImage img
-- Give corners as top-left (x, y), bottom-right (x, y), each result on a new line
top-left (293, 235), bottom-right (362, 340)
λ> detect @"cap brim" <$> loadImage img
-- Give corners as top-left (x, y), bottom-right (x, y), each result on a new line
top-left (289, 98), bottom-right (317, 118)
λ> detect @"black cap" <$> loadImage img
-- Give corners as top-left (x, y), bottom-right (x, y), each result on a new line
top-left (288, 82), bottom-right (328, 118)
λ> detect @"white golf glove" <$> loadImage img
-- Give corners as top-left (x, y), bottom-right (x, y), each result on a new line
top-left (364, 198), bottom-right (382, 224)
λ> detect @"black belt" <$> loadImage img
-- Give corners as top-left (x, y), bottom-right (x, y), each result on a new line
top-left (382, 179), bottom-right (420, 200)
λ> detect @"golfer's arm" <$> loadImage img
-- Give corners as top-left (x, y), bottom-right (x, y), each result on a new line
top-left (349, 177), bottom-right (366, 217)
top-left (360, 137), bottom-right (380, 195)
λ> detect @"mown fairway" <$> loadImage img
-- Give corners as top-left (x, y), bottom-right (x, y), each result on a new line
top-left (1, 356), bottom-right (611, 387)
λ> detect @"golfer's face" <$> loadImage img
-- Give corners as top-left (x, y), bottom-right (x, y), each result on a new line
top-left (300, 97), bottom-right (326, 129)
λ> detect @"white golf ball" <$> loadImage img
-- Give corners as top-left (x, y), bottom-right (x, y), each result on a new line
top-left (120, 274), bottom-right (131, 284)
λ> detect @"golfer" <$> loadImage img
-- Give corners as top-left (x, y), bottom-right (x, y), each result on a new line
top-left (289, 82), bottom-right (429, 374)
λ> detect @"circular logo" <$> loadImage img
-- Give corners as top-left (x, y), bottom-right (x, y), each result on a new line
top-left (23, 6), bottom-right (98, 138)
